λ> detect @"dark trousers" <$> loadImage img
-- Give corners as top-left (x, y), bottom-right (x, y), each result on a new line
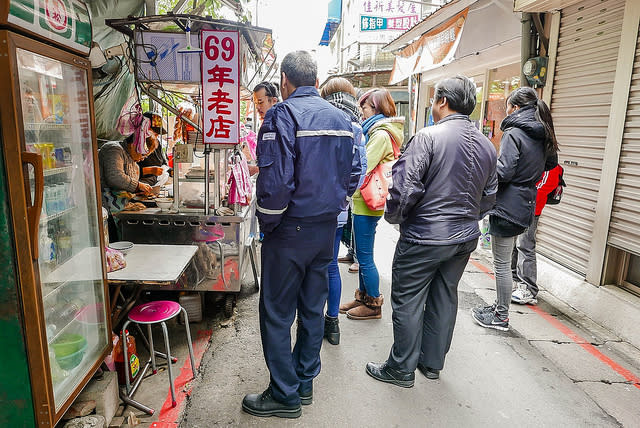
top-left (259, 217), bottom-right (336, 405)
top-left (387, 238), bottom-right (477, 372)
top-left (511, 215), bottom-right (540, 296)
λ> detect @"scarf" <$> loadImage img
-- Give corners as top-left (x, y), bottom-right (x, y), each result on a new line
top-left (324, 92), bottom-right (362, 123)
top-left (361, 114), bottom-right (385, 143)
top-left (116, 102), bottom-right (151, 156)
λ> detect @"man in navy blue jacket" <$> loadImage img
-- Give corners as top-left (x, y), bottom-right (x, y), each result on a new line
top-left (242, 51), bottom-right (360, 419)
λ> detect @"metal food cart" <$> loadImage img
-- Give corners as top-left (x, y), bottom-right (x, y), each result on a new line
top-left (105, 15), bottom-right (274, 315)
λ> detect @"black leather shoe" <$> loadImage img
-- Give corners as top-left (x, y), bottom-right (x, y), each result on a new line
top-left (242, 387), bottom-right (301, 418)
top-left (365, 362), bottom-right (415, 388)
top-left (324, 315), bottom-right (340, 345)
top-left (299, 382), bottom-right (313, 405)
top-left (417, 364), bottom-right (440, 380)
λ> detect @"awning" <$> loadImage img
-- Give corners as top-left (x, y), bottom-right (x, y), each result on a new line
top-left (388, 0), bottom-right (521, 84)
top-left (383, 0), bottom-right (478, 53)
top-left (389, 8), bottom-right (468, 84)
top-left (514, 0), bottom-right (583, 12)
top-left (319, 20), bottom-right (340, 46)
top-left (319, 0), bottom-right (342, 46)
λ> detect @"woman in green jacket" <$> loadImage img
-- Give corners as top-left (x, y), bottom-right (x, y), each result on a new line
top-left (339, 88), bottom-right (404, 320)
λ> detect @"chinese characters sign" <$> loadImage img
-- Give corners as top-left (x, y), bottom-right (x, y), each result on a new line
top-left (362, 0), bottom-right (418, 15)
top-left (201, 30), bottom-right (240, 145)
top-left (360, 15), bottom-right (418, 31)
top-left (6, 0), bottom-right (92, 54)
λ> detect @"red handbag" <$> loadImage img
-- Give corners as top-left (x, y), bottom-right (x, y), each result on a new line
top-left (359, 131), bottom-right (400, 211)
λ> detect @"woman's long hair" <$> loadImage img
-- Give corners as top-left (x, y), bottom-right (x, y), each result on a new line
top-left (507, 87), bottom-right (558, 156)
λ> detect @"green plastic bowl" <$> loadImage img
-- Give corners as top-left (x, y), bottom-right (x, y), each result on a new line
top-left (52, 334), bottom-right (87, 357)
top-left (55, 342), bottom-right (88, 370)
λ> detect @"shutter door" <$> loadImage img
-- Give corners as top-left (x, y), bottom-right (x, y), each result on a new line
top-left (608, 28), bottom-right (640, 255)
top-left (536, 0), bottom-right (625, 274)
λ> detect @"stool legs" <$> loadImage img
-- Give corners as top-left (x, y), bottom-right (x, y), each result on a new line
top-left (147, 324), bottom-right (157, 374)
top-left (161, 321), bottom-right (177, 407)
top-left (181, 307), bottom-right (197, 379)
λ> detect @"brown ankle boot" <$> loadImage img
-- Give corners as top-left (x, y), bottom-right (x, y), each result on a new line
top-left (346, 295), bottom-right (383, 320)
top-left (339, 289), bottom-right (366, 314)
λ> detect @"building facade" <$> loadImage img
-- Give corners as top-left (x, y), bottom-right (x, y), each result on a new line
top-left (383, 0), bottom-right (522, 148)
top-left (320, 0), bottom-right (450, 140)
top-left (514, 0), bottom-right (640, 296)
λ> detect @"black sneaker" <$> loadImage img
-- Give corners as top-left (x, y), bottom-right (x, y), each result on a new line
top-left (471, 310), bottom-right (509, 331)
top-left (416, 364), bottom-right (440, 380)
top-left (298, 381), bottom-right (313, 406)
top-left (471, 303), bottom-right (496, 317)
top-left (242, 386), bottom-right (302, 418)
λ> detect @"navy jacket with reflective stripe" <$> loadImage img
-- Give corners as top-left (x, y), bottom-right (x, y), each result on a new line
top-left (256, 86), bottom-right (358, 233)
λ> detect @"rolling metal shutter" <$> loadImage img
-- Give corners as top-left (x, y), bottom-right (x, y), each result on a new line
top-left (536, 0), bottom-right (625, 274)
top-left (608, 27), bottom-right (640, 256)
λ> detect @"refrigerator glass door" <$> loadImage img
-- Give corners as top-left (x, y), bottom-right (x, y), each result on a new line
top-left (16, 49), bottom-right (109, 410)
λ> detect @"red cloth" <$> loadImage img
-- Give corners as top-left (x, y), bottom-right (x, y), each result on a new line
top-left (535, 165), bottom-right (563, 216)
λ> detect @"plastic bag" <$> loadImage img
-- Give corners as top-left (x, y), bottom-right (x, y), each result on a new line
top-left (105, 246), bottom-right (126, 272)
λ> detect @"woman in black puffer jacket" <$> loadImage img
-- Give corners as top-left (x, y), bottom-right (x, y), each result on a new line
top-left (472, 87), bottom-right (558, 331)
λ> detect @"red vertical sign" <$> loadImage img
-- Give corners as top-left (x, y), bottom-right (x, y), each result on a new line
top-left (201, 30), bottom-right (240, 145)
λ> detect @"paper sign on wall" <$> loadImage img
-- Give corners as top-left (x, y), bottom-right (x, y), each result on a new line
top-left (201, 30), bottom-right (240, 145)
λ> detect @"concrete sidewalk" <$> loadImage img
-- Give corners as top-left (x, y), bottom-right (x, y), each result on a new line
top-left (179, 220), bottom-right (640, 427)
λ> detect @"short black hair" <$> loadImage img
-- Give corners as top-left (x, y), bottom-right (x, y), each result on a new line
top-left (253, 81), bottom-right (279, 98)
top-left (280, 51), bottom-right (317, 88)
top-left (434, 76), bottom-right (476, 116)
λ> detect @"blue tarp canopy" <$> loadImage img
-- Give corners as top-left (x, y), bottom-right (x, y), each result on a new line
top-left (319, 0), bottom-right (342, 46)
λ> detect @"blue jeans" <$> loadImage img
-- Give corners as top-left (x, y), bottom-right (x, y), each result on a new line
top-left (327, 227), bottom-right (343, 318)
top-left (353, 214), bottom-right (381, 298)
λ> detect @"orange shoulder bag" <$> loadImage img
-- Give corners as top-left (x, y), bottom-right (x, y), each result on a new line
top-left (359, 131), bottom-right (401, 211)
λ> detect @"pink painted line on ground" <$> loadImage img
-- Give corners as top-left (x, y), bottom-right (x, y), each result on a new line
top-left (151, 329), bottom-right (213, 427)
top-left (469, 258), bottom-right (640, 389)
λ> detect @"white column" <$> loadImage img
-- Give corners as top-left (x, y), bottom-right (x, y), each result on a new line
top-left (587, 0), bottom-right (640, 284)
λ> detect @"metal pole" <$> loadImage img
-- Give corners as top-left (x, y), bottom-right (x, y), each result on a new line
top-left (213, 149), bottom-right (221, 211)
top-left (204, 146), bottom-right (211, 215)
top-left (521, 12), bottom-right (532, 87)
top-left (407, 74), bottom-right (414, 139)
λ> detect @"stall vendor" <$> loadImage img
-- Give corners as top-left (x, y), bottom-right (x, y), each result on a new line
top-left (99, 110), bottom-right (165, 206)
top-left (138, 111), bottom-right (170, 185)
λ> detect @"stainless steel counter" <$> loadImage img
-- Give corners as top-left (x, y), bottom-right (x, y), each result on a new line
top-left (115, 201), bottom-right (258, 293)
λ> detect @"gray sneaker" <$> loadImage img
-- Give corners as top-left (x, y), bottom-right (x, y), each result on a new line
top-left (471, 310), bottom-right (509, 331)
top-left (512, 287), bottom-right (537, 305)
top-left (471, 303), bottom-right (496, 317)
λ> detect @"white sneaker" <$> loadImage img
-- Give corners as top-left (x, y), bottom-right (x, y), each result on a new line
top-left (511, 287), bottom-right (537, 305)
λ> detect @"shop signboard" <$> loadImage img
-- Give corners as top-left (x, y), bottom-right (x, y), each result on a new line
top-left (201, 30), bottom-right (240, 146)
top-left (389, 8), bottom-right (468, 85)
top-left (344, 0), bottom-right (419, 45)
top-left (3, 0), bottom-right (92, 55)
top-left (360, 14), bottom-right (418, 31)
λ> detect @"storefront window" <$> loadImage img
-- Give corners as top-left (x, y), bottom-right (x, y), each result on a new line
top-left (483, 63), bottom-right (520, 149)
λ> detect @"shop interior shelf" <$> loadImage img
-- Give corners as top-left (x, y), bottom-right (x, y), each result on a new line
top-left (41, 205), bottom-right (77, 223)
top-left (24, 123), bottom-right (71, 131)
top-left (43, 166), bottom-right (73, 177)
top-left (46, 310), bottom-right (81, 346)
top-left (41, 247), bottom-right (102, 302)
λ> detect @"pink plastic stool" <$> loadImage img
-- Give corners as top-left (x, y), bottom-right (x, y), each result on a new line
top-left (121, 301), bottom-right (196, 409)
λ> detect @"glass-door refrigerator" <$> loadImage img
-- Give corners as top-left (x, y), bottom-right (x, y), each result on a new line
top-left (0, 2), bottom-right (110, 426)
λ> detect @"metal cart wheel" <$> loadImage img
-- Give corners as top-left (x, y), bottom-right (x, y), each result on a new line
top-left (224, 294), bottom-right (235, 318)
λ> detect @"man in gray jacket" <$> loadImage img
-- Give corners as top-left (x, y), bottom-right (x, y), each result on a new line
top-left (366, 76), bottom-right (497, 387)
